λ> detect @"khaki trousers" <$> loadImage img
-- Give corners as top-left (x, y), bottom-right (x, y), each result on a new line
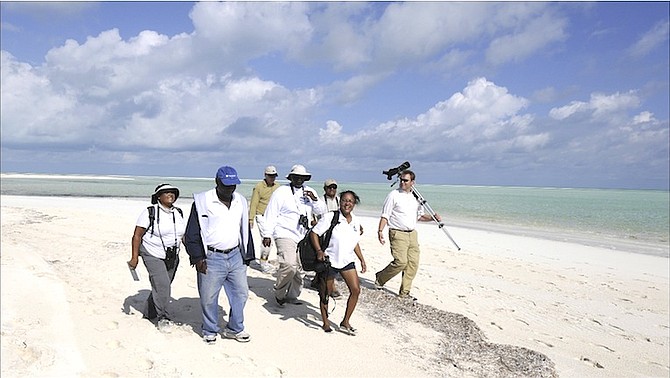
top-left (376, 229), bottom-right (420, 296)
top-left (273, 238), bottom-right (303, 300)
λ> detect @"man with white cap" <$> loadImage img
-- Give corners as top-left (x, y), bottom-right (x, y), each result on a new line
top-left (262, 164), bottom-right (326, 306)
top-left (322, 179), bottom-right (339, 212)
top-left (249, 165), bottom-right (280, 273)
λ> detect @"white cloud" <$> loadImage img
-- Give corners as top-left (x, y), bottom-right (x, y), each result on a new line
top-left (189, 2), bottom-right (312, 62)
top-left (549, 91), bottom-right (641, 121)
top-left (627, 20), bottom-right (669, 58)
top-left (632, 111), bottom-right (656, 125)
top-left (319, 77), bottom-right (545, 162)
top-left (486, 11), bottom-right (567, 65)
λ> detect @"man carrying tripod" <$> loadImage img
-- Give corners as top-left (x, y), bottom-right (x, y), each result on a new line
top-left (375, 169), bottom-right (440, 301)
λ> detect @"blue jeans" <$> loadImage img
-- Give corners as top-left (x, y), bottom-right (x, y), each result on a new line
top-left (197, 248), bottom-right (249, 336)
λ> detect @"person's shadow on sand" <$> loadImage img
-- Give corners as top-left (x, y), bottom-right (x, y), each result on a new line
top-left (122, 273), bottom-right (336, 336)
top-left (122, 290), bottom-right (226, 336)
top-left (247, 275), bottom-right (328, 332)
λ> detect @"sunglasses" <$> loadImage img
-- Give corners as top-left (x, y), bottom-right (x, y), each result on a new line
top-left (325, 185), bottom-right (337, 189)
top-left (399, 178), bottom-right (411, 183)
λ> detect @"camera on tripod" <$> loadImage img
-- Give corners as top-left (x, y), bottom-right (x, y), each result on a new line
top-left (382, 161), bottom-right (410, 180)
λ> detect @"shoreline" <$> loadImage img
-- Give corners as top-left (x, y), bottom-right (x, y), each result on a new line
top-left (2, 195), bottom-right (668, 377)
top-left (4, 194), bottom-right (667, 258)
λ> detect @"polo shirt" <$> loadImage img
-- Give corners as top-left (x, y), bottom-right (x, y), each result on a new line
top-left (312, 211), bottom-right (361, 269)
top-left (199, 189), bottom-right (244, 251)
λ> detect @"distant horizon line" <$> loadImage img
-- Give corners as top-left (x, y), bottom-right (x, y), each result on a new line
top-left (2, 171), bottom-right (667, 192)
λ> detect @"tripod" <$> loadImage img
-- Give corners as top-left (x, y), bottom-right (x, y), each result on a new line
top-left (410, 185), bottom-right (461, 251)
top-left (383, 161), bottom-right (461, 251)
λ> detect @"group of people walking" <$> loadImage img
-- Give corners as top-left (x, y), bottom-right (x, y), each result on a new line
top-left (128, 163), bottom-right (438, 343)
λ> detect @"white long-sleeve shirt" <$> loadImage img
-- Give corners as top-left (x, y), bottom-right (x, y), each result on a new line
top-left (262, 184), bottom-right (326, 242)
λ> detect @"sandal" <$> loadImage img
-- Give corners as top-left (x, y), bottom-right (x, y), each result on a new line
top-left (339, 323), bottom-right (356, 336)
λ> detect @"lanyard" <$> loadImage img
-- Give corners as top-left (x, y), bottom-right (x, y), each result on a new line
top-left (156, 205), bottom-right (178, 250)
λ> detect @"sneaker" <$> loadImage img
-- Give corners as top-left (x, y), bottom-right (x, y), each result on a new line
top-left (399, 294), bottom-right (417, 302)
top-left (260, 261), bottom-right (274, 274)
top-left (203, 334), bottom-right (217, 344)
top-left (222, 328), bottom-right (251, 343)
top-left (275, 296), bottom-right (286, 307)
top-left (286, 298), bottom-right (303, 305)
top-left (374, 278), bottom-right (384, 290)
top-left (157, 318), bottom-right (173, 333)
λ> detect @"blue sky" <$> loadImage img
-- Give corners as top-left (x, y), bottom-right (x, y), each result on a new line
top-left (1, 2), bottom-right (668, 189)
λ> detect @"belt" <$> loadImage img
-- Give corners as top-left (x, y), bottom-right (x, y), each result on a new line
top-left (390, 228), bottom-right (413, 232)
top-left (207, 246), bottom-right (237, 254)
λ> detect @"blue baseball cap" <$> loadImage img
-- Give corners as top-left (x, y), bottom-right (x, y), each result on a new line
top-left (216, 166), bottom-right (241, 185)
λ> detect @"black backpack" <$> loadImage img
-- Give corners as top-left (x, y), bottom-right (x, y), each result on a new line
top-left (298, 211), bottom-right (339, 272)
top-left (145, 205), bottom-right (183, 236)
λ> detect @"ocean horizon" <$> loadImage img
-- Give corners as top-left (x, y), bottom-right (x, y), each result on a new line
top-left (2, 172), bottom-right (668, 258)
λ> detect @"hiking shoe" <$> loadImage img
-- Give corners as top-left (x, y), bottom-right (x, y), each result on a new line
top-left (222, 329), bottom-right (251, 343)
top-left (203, 334), bottom-right (217, 344)
top-left (157, 318), bottom-right (174, 333)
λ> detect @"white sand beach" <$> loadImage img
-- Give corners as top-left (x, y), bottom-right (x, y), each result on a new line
top-left (1, 195), bottom-right (668, 377)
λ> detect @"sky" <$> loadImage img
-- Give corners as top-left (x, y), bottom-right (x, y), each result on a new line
top-left (1, 2), bottom-right (668, 190)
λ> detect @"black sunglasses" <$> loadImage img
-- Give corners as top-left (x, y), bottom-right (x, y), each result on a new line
top-left (325, 185), bottom-right (337, 189)
top-left (400, 178), bottom-right (411, 183)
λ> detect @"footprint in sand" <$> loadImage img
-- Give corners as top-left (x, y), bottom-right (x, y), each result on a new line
top-left (18, 342), bottom-right (41, 363)
top-left (580, 356), bottom-right (604, 369)
top-left (594, 344), bottom-right (615, 352)
top-left (139, 359), bottom-right (154, 369)
top-left (106, 339), bottom-right (121, 349)
top-left (533, 339), bottom-right (553, 348)
top-left (490, 322), bottom-right (503, 330)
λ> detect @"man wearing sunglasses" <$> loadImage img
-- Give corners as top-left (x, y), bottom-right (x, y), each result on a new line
top-left (374, 169), bottom-right (440, 302)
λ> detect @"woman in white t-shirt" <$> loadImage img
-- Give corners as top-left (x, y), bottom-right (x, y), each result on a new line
top-left (128, 183), bottom-right (186, 332)
top-left (311, 190), bottom-right (367, 335)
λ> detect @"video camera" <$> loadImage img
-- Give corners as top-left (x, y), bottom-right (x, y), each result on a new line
top-left (382, 161), bottom-right (410, 180)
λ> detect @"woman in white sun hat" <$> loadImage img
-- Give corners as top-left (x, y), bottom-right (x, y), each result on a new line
top-left (129, 183), bottom-right (186, 332)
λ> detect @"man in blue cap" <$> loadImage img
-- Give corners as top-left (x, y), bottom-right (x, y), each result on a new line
top-left (184, 165), bottom-right (255, 344)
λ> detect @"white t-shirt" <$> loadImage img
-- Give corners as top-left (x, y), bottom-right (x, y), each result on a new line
top-left (312, 210), bottom-right (361, 269)
top-left (136, 204), bottom-right (186, 259)
top-left (380, 189), bottom-right (424, 231)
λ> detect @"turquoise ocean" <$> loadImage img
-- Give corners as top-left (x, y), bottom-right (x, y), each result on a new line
top-left (1, 173), bottom-right (668, 258)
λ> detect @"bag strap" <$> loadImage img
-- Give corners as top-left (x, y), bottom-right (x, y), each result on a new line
top-left (145, 206), bottom-right (182, 237)
top-left (321, 211), bottom-right (340, 248)
top-left (145, 206), bottom-right (156, 236)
